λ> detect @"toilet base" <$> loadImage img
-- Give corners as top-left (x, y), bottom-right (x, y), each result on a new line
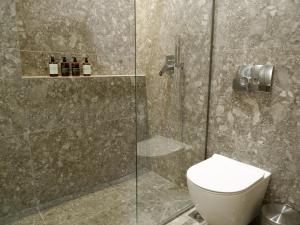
top-left (187, 176), bottom-right (269, 225)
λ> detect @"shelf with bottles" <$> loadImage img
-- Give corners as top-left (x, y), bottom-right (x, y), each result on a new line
top-left (48, 56), bottom-right (92, 77)
top-left (22, 74), bottom-right (143, 79)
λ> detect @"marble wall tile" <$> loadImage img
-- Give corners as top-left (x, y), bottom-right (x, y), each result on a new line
top-left (208, 46), bottom-right (300, 210)
top-left (0, 134), bottom-right (36, 218)
top-left (22, 78), bottom-right (83, 133)
top-left (1, 48), bottom-right (22, 79)
top-left (0, 0), bottom-right (19, 50)
top-left (136, 76), bottom-right (149, 141)
top-left (30, 117), bottom-right (136, 205)
top-left (1, 0), bottom-right (140, 220)
top-left (0, 25), bottom-right (19, 50)
top-left (182, 74), bottom-right (209, 129)
top-left (182, 125), bottom-right (206, 165)
top-left (0, 0), bottom-right (21, 79)
top-left (137, 0), bottom-right (212, 140)
top-left (22, 76), bottom-right (136, 133)
top-left (16, 0), bottom-right (135, 76)
top-left (214, 0), bottom-right (300, 51)
top-left (78, 77), bottom-right (136, 125)
top-left (142, 149), bottom-right (193, 188)
top-left (0, 79), bottom-right (27, 138)
top-left (0, 0), bottom-right (16, 23)
top-left (136, 0), bottom-right (212, 188)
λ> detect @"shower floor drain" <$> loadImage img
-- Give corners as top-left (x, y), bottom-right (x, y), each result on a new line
top-left (188, 210), bottom-right (204, 223)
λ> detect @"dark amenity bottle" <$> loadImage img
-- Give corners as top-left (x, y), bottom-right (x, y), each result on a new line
top-left (72, 57), bottom-right (80, 76)
top-left (61, 57), bottom-right (70, 76)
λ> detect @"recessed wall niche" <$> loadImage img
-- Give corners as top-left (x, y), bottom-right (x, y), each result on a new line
top-left (15, 0), bottom-right (135, 77)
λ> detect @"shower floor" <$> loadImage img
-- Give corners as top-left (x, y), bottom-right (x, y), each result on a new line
top-left (6, 170), bottom-right (191, 225)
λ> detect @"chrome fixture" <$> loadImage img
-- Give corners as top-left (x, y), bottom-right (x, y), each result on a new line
top-left (175, 37), bottom-right (184, 69)
top-left (159, 55), bottom-right (175, 76)
top-left (233, 65), bottom-right (274, 92)
top-left (159, 37), bottom-right (184, 76)
top-left (260, 204), bottom-right (300, 225)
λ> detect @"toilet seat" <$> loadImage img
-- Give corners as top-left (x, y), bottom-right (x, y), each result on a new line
top-left (187, 154), bottom-right (265, 194)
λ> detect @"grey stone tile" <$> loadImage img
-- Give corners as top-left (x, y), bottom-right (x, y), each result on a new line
top-left (136, 76), bottom-right (149, 142)
top-left (1, 48), bottom-right (22, 79)
top-left (137, 171), bottom-right (191, 225)
top-left (16, 0), bottom-right (135, 75)
top-left (78, 77), bottom-right (136, 125)
top-left (0, 135), bottom-right (36, 218)
top-left (40, 180), bottom-right (136, 225)
top-left (22, 78), bottom-right (83, 133)
top-left (136, 0), bottom-right (212, 149)
top-left (140, 147), bottom-right (192, 188)
top-left (22, 76), bottom-right (136, 133)
top-left (77, 200), bottom-right (136, 225)
top-left (208, 49), bottom-right (300, 210)
top-left (4, 170), bottom-right (191, 225)
top-left (0, 79), bottom-right (27, 138)
top-left (5, 211), bottom-right (45, 225)
top-left (182, 73), bottom-right (209, 129)
top-left (0, 24), bottom-right (20, 50)
top-left (29, 117), bottom-right (136, 205)
top-left (0, 1), bottom-right (19, 50)
top-left (214, 0), bottom-right (300, 50)
top-left (0, 0), bottom-right (16, 20)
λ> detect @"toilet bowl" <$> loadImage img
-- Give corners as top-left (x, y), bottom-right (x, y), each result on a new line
top-left (187, 154), bottom-right (271, 225)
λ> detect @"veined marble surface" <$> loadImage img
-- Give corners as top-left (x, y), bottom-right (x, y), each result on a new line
top-left (0, 75), bottom-right (140, 218)
top-left (208, 0), bottom-right (300, 210)
top-left (0, 0), bottom-right (143, 219)
top-left (136, 0), bottom-right (212, 188)
top-left (3, 170), bottom-right (191, 225)
top-left (15, 0), bottom-right (135, 76)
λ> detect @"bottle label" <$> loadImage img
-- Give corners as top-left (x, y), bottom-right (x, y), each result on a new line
top-left (61, 67), bottom-right (70, 75)
top-left (72, 67), bottom-right (80, 75)
top-left (83, 65), bottom-right (92, 75)
top-left (49, 64), bottom-right (58, 74)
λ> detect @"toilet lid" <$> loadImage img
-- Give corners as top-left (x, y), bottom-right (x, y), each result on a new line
top-left (187, 154), bottom-right (265, 194)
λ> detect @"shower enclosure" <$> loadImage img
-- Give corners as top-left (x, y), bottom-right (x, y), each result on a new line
top-left (0, 0), bottom-right (212, 224)
top-left (136, 0), bottom-right (213, 224)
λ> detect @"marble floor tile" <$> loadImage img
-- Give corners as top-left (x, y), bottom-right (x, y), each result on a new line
top-left (137, 171), bottom-right (192, 225)
top-left (7, 212), bottom-right (45, 225)
top-left (5, 170), bottom-right (191, 225)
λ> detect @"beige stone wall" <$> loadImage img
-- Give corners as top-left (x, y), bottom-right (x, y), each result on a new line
top-left (136, 0), bottom-right (213, 186)
top-left (16, 0), bottom-right (135, 76)
top-left (0, 0), bottom-right (138, 220)
top-left (208, 0), bottom-right (300, 210)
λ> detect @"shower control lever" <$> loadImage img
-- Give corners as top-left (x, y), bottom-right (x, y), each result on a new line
top-left (233, 65), bottom-right (274, 92)
top-left (159, 55), bottom-right (175, 76)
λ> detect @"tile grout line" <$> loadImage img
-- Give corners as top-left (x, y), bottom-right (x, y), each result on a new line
top-left (37, 208), bottom-right (46, 225)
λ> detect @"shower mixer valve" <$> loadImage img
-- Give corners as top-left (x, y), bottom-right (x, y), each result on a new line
top-left (233, 65), bottom-right (274, 92)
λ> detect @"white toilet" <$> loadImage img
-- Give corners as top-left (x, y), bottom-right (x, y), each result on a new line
top-left (187, 154), bottom-right (271, 225)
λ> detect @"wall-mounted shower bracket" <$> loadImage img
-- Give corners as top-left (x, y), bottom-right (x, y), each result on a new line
top-left (175, 37), bottom-right (184, 70)
top-left (159, 37), bottom-right (184, 76)
top-left (159, 55), bottom-right (175, 76)
top-left (233, 65), bottom-right (274, 92)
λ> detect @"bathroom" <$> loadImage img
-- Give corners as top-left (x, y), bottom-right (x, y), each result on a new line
top-left (0, 0), bottom-right (299, 225)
